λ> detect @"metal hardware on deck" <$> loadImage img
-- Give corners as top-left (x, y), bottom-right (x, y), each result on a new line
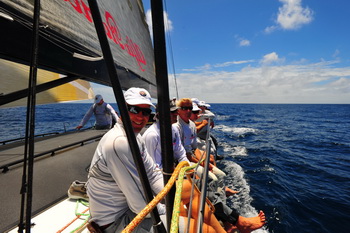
top-left (197, 118), bottom-right (212, 233)
top-left (63, 122), bottom-right (70, 132)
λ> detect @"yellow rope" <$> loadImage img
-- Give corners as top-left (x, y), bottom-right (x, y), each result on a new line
top-left (121, 161), bottom-right (191, 233)
top-left (169, 162), bottom-right (198, 233)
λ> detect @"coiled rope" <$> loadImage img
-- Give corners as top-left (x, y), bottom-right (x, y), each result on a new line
top-left (56, 199), bottom-right (90, 233)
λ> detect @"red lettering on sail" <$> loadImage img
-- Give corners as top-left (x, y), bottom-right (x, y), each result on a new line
top-left (63, 0), bottom-right (147, 71)
top-left (125, 37), bottom-right (146, 71)
top-left (64, 0), bottom-right (92, 22)
top-left (80, 0), bottom-right (93, 22)
top-left (64, 0), bottom-right (83, 13)
top-left (104, 12), bottom-right (124, 50)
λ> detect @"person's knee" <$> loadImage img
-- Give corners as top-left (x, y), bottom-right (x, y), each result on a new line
top-left (208, 171), bottom-right (218, 182)
top-left (212, 166), bottom-right (226, 179)
top-left (181, 180), bottom-right (198, 203)
top-left (181, 218), bottom-right (216, 233)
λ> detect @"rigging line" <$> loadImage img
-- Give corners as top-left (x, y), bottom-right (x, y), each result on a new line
top-left (3, 9), bottom-right (97, 57)
top-left (163, 0), bottom-right (179, 100)
top-left (2, 8), bottom-right (98, 57)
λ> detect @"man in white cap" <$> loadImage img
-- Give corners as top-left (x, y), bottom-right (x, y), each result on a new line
top-left (86, 87), bottom-right (166, 232)
top-left (142, 99), bottom-right (189, 169)
top-left (76, 94), bottom-right (119, 130)
top-left (86, 88), bottom-right (227, 233)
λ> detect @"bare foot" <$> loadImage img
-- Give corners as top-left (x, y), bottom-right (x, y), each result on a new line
top-left (236, 211), bottom-right (266, 233)
top-left (225, 187), bottom-right (239, 197)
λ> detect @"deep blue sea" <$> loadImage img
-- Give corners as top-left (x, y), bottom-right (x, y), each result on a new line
top-left (1, 103), bottom-right (349, 233)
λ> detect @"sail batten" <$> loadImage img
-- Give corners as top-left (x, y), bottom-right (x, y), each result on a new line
top-left (0, 0), bottom-right (156, 95)
top-left (0, 59), bottom-right (94, 108)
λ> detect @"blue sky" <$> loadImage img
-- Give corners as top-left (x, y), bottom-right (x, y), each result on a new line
top-left (93, 0), bottom-right (350, 104)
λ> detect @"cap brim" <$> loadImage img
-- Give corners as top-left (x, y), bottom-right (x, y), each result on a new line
top-left (126, 99), bottom-right (155, 108)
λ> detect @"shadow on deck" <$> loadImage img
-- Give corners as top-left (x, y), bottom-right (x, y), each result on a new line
top-left (0, 129), bottom-right (107, 232)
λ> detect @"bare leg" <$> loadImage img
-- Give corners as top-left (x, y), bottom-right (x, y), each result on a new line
top-left (225, 187), bottom-right (239, 197)
top-left (236, 211), bottom-right (266, 233)
top-left (181, 180), bottom-right (226, 233)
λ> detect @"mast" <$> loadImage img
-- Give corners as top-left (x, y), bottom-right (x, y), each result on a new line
top-left (87, 1), bottom-right (166, 232)
top-left (18, 0), bottom-right (41, 232)
top-left (150, 0), bottom-right (175, 228)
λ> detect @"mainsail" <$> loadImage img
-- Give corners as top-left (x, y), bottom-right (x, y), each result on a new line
top-left (0, 0), bottom-right (156, 95)
top-left (0, 59), bottom-right (94, 108)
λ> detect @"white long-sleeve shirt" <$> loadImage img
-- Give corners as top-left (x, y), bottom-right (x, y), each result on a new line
top-left (79, 102), bottom-right (118, 128)
top-left (87, 119), bottom-right (165, 226)
top-left (196, 110), bottom-right (216, 139)
top-left (174, 117), bottom-right (197, 153)
top-left (142, 121), bottom-right (189, 168)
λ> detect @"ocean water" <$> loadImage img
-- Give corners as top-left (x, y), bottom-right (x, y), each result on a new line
top-left (1, 103), bottom-right (349, 233)
top-left (211, 104), bottom-right (350, 233)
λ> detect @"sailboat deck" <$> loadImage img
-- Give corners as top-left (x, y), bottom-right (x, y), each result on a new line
top-left (0, 129), bottom-right (107, 233)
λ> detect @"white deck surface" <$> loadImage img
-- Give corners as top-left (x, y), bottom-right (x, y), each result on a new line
top-left (7, 198), bottom-right (90, 233)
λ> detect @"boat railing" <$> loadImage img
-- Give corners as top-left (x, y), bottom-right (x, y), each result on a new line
top-left (0, 131), bottom-right (102, 173)
top-left (0, 132), bottom-right (60, 145)
top-left (0, 126), bottom-right (94, 146)
top-left (196, 117), bottom-right (212, 233)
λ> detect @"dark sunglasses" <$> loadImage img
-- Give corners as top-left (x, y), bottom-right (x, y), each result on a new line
top-left (180, 106), bottom-right (193, 111)
top-left (192, 110), bottom-right (200, 114)
top-left (128, 105), bottom-right (152, 116)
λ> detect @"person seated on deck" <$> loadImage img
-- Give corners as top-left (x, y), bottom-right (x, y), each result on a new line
top-left (142, 99), bottom-right (190, 169)
top-left (174, 98), bottom-right (226, 183)
top-left (174, 98), bottom-right (266, 233)
top-left (86, 88), bottom-right (224, 233)
top-left (191, 99), bottom-right (215, 137)
top-left (76, 94), bottom-right (119, 130)
top-left (189, 102), bottom-right (222, 162)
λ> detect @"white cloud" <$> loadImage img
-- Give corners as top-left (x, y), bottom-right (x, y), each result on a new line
top-left (183, 63), bottom-right (212, 72)
top-left (183, 60), bottom-right (255, 71)
top-left (260, 52), bottom-right (284, 65)
top-left (264, 25), bottom-right (277, 34)
top-left (214, 60), bottom-right (254, 68)
top-left (91, 59), bottom-right (350, 104)
top-left (235, 35), bottom-right (251, 47)
top-left (146, 10), bottom-right (173, 39)
top-left (169, 60), bottom-right (350, 104)
top-left (265, 0), bottom-right (313, 32)
top-left (239, 39), bottom-right (251, 47)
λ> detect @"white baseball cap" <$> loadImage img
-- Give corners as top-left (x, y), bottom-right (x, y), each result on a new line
top-left (191, 98), bottom-right (200, 105)
top-left (94, 94), bottom-right (103, 103)
top-left (198, 100), bottom-right (206, 107)
top-left (124, 87), bottom-right (155, 107)
top-left (192, 103), bottom-right (200, 111)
